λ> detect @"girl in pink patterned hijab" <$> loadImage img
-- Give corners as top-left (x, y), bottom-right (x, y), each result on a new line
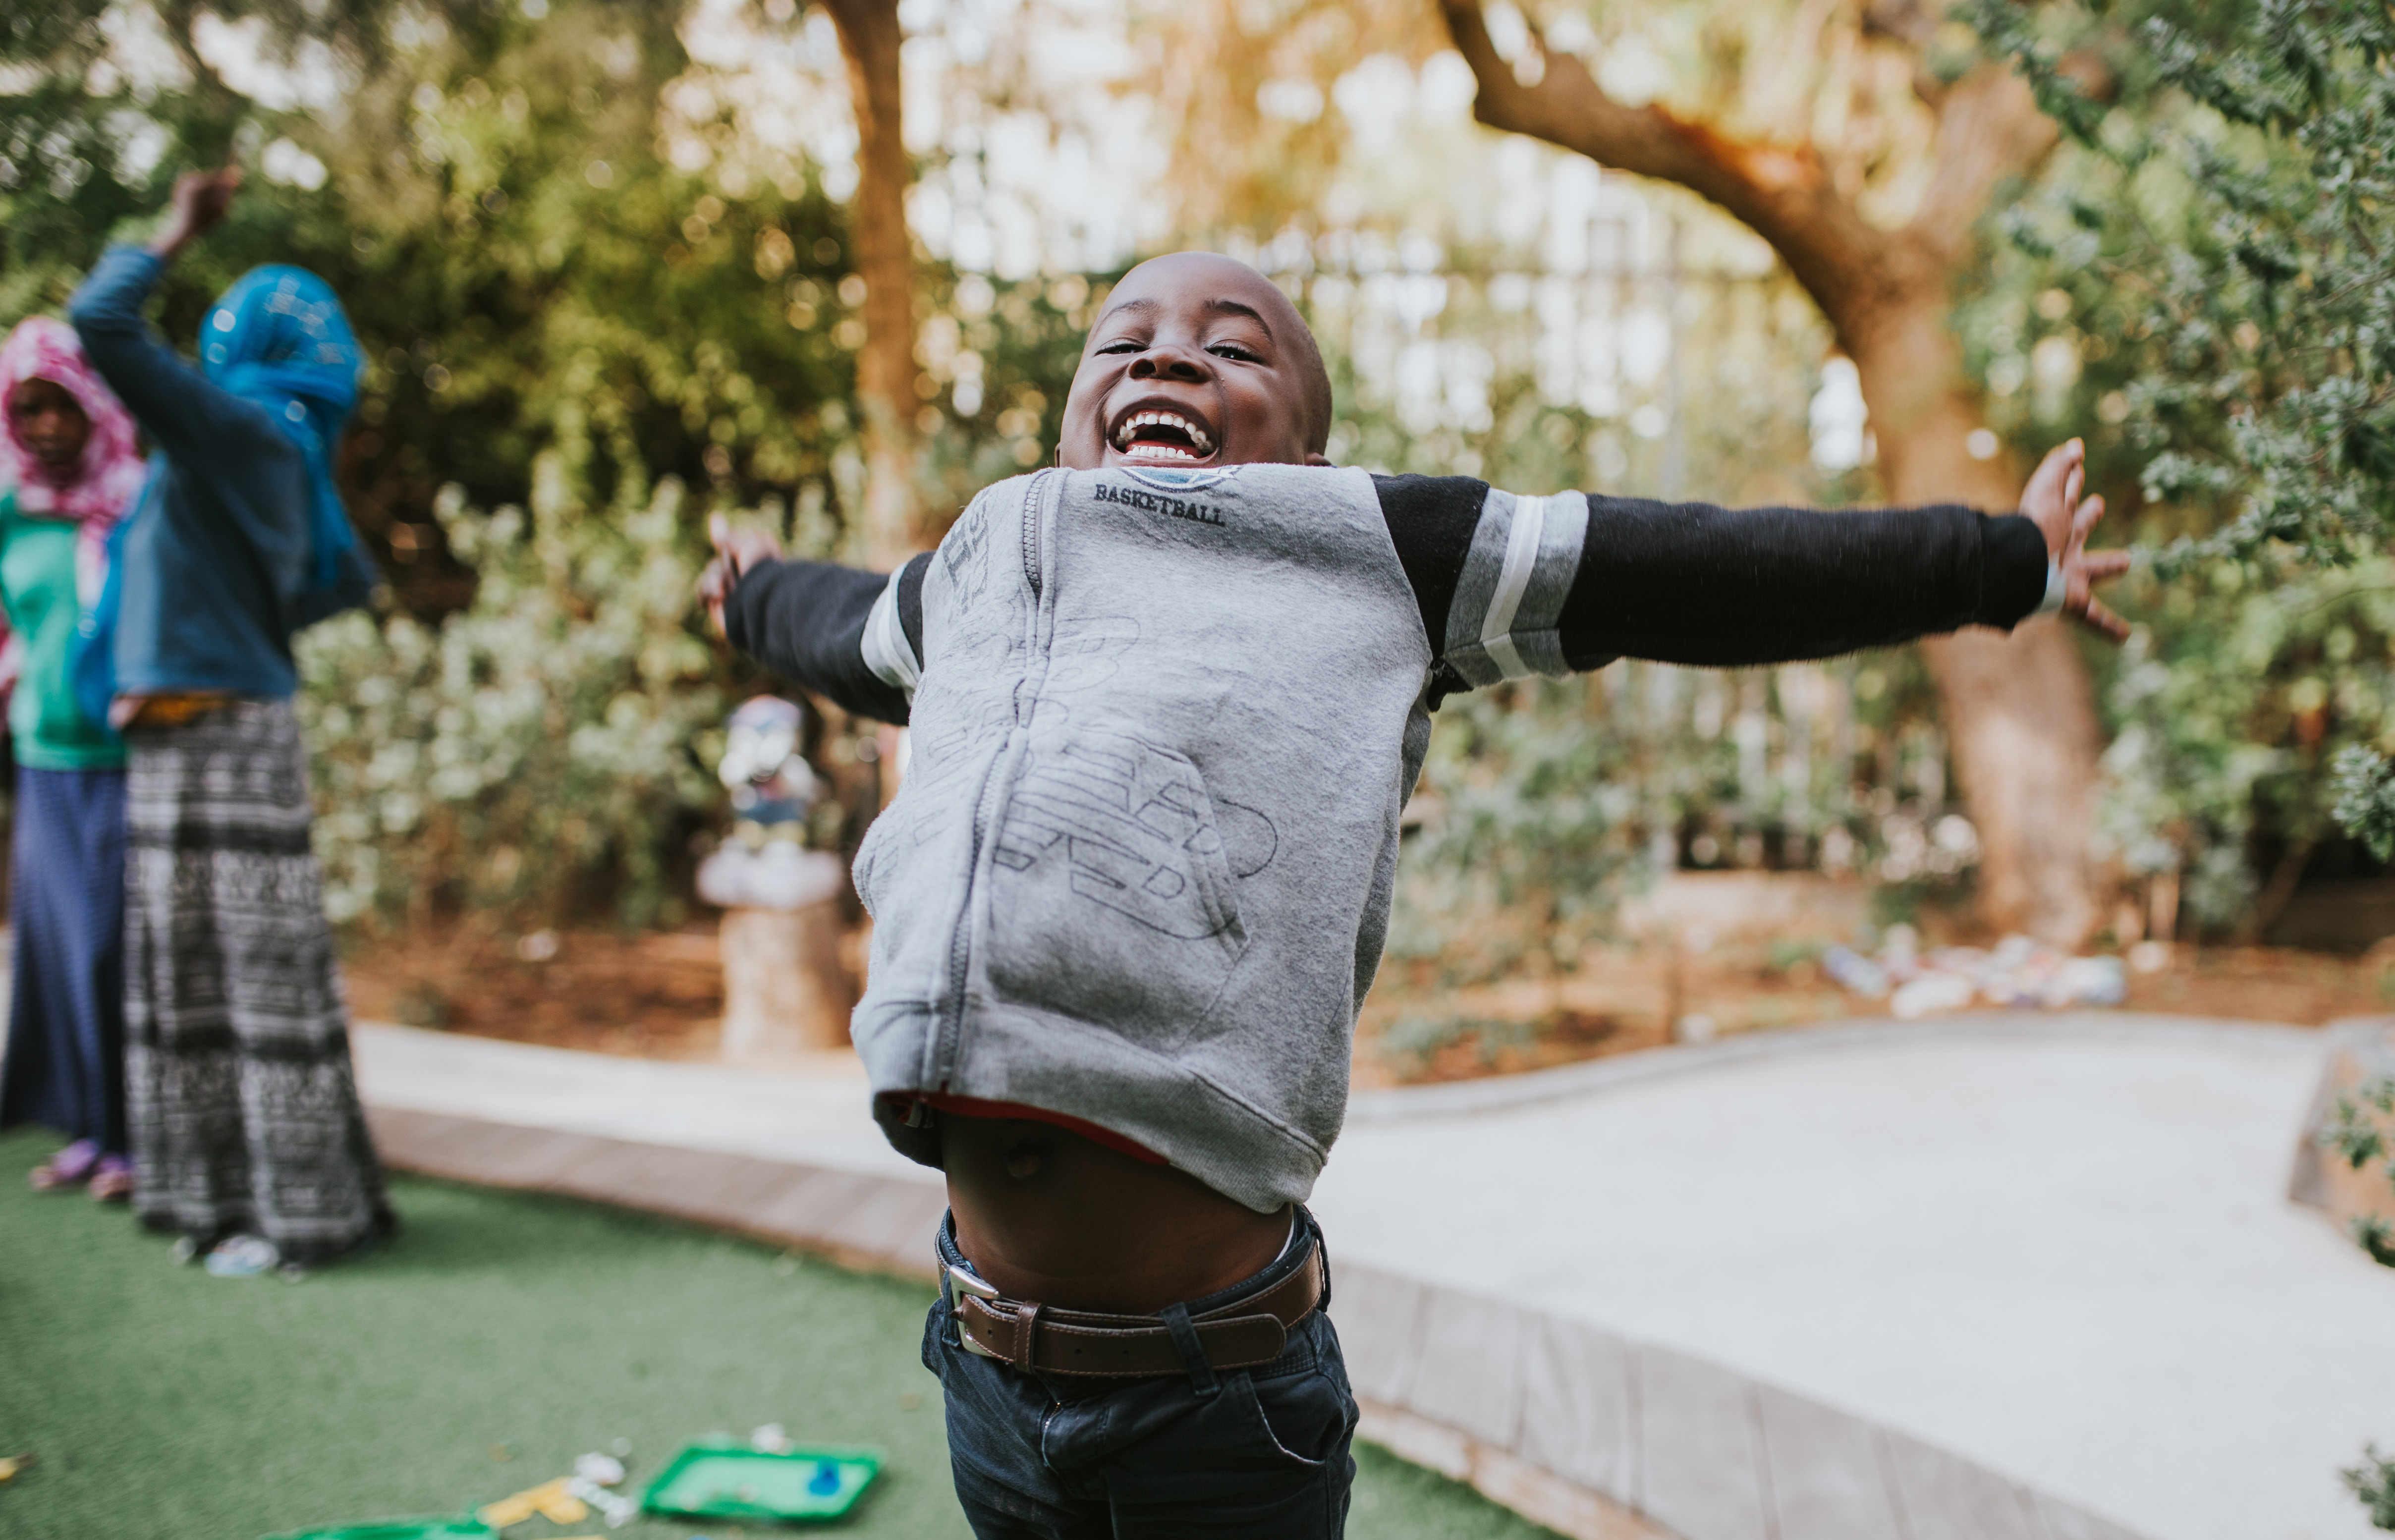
top-left (0, 316), bottom-right (147, 1202)
top-left (1, 317), bottom-right (148, 606)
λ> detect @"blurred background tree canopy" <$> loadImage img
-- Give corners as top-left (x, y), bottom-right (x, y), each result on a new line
top-left (2, 0), bottom-right (2388, 953)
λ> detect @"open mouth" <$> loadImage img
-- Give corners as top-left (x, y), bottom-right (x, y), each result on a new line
top-left (1108, 406), bottom-right (1216, 463)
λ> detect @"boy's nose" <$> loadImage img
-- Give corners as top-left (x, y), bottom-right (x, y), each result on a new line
top-left (1128, 341), bottom-right (1210, 383)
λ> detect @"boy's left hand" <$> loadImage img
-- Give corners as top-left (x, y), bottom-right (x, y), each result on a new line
top-left (2018, 438), bottom-right (2132, 641)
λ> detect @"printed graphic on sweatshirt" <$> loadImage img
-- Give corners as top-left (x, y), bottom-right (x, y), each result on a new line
top-left (1045, 614), bottom-right (1142, 694)
top-left (991, 730), bottom-right (1272, 938)
top-left (940, 484), bottom-right (998, 611)
top-left (984, 726), bottom-right (1271, 1043)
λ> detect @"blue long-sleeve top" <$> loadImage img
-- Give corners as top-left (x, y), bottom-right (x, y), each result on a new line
top-left (68, 247), bottom-right (312, 699)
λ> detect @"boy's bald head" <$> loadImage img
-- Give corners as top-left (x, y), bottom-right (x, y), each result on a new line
top-left (1057, 252), bottom-right (1335, 471)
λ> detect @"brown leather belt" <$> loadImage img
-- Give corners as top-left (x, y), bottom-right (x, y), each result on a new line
top-left (948, 1238), bottom-right (1324, 1379)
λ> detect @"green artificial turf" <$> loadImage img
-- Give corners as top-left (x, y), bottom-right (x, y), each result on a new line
top-left (0, 1129), bottom-right (1554, 1540)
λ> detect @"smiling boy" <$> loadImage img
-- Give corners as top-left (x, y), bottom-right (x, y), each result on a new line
top-left (701, 251), bottom-right (2125, 1539)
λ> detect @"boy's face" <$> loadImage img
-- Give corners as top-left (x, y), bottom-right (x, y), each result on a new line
top-left (1058, 253), bottom-right (1328, 472)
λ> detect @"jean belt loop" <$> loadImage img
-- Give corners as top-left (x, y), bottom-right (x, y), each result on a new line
top-left (1158, 1302), bottom-right (1221, 1398)
top-left (1298, 1206), bottom-right (1330, 1313)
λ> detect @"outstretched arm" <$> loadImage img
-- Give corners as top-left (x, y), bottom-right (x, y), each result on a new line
top-left (702, 514), bottom-right (928, 725)
top-left (1379, 440), bottom-right (2126, 698)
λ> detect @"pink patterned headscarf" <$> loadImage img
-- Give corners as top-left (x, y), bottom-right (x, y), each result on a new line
top-left (1, 316), bottom-right (148, 530)
top-left (0, 317), bottom-right (148, 696)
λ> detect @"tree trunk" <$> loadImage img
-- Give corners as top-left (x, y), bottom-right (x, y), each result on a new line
top-left (820, 0), bottom-right (920, 568)
top-left (1436, 1), bottom-right (2109, 945)
top-left (1844, 295), bottom-right (2103, 945)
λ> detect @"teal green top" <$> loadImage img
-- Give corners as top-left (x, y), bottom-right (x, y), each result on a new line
top-left (0, 490), bottom-right (124, 770)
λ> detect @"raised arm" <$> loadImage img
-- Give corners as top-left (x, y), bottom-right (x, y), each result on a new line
top-left (1379, 440), bottom-right (2124, 698)
top-left (66, 169), bottom-right (281, 471)
top-left (705, 514), bottom-right (929, 725)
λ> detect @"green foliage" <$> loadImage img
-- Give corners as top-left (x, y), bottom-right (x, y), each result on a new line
top-left (1390, 653), bottom-right (1968, 982)
top-left (1, 1), bottom-right (1102, 929)
top-left (2093, 558), bottom-right (2395, 926)
top-left (2323, 1071), bottom-right (2395, 1168)
top-left (2348, 1444), bottom-right (2395, 1528)
top-left (1393, 675), bottom-right (1653, 980)
top-left (1964, 0), bottom-right (2395, 886)
top-left (3, 0), bottom-right (871, 613)
top-left (1973, 0), bottom-right (2395, 570)
top-left (1373, 1012), bottom-right (1539, 1073)
top-left (296, 472), bottom-right (724, 930)
top-left (2334, 743), bottom-right (2395, 862)
top-left (2320, 1071), bottom-right (2395, 1281)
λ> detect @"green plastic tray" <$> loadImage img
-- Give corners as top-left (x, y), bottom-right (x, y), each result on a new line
top-left (640, 1441), bottom-right (883, 1523)
top-left (261, 1519), bottom-right (494, 1540)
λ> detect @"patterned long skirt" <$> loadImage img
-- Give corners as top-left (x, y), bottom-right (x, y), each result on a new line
top-left (123, 698), bottom-right (388, 1260)
top-left (0, 766), bottom-right (129, 1153)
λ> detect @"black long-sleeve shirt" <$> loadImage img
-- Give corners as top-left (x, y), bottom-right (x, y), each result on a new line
top-left (724, 475), bottom-right (2051, 725)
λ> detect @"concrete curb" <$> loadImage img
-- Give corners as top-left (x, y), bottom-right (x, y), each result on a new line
top-left (363, 1105), bottom-right (950, 1282)
top-left (1332, 1259), bottom-right (2147, 1540)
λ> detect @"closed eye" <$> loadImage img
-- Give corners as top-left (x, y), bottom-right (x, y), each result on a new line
top-left (1096, 338), bottom-right (1144, 355)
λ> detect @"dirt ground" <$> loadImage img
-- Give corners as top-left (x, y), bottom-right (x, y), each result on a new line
top-left (344, 918), bottom-right (2395, 1086)
top-left (1349, 938), bottom-right (2395, 1088)
top-left (343, 922), bottom-right (732, 1060)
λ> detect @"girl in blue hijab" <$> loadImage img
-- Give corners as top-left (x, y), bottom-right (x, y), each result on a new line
top-left (71, 166), bottom-right (390, 1277)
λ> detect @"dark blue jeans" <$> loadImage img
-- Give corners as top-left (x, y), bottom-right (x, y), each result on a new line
top-left (924, 1208), bottom-right (1359, 1539)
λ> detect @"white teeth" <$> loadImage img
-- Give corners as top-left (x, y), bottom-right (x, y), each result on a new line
top-left (1111, 409), bottom-right (1212, 454)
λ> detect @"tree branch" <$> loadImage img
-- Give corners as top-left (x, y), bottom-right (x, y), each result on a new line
top-left (1903, 62), bottom-right (2061, 266)
top-left (1438, 0), bottom-right (1899, 332)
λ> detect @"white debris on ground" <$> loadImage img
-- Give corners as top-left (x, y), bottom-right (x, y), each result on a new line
top-left (1822, 925), bottom-right (2134, 1018)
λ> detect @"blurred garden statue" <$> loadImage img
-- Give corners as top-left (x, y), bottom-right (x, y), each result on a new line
top-left (701, 250), bottom-right (2128, 1539)
top-left (697, 693), bottom-right (854, 1059)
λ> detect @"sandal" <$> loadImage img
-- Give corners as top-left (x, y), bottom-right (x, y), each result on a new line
top-left (29, 1139), bottom-right (99, 1192)
top-left (87, 1155), bottom-right (134, 1203)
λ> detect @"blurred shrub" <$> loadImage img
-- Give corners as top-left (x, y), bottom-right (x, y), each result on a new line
top-left (2096, 559), bottom-right (2395, 933)
top-left (297, 469), bottom-right (726, 930)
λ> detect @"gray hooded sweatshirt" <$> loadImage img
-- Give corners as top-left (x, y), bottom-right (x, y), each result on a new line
top-left (852, 462), bottom-right (1587, 1212)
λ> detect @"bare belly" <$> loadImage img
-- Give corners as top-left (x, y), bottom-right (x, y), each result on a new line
top-left (942, 1112), bottom-right (1290, 1315)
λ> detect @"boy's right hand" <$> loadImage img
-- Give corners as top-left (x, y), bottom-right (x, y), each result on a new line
top-left (700, 512), bottom-right (783, 636)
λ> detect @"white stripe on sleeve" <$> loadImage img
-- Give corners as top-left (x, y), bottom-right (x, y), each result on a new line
top-left (1478, 492), bottom-right (1550, 681)
top-left (859, 568), bottom-right (921, 697)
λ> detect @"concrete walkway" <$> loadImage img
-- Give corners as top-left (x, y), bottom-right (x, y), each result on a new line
top-left (351, 1013), bottom-right (2392, 1540)
top-left (1317, 1014), bottom-right (2395, 1540)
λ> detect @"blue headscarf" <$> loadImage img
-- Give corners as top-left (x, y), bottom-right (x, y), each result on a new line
top-left (200, 265), bottom-right (362, 593)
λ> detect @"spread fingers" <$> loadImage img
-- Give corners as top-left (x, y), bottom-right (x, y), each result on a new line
top-left (2074, 593), bottom-right (2131, 642)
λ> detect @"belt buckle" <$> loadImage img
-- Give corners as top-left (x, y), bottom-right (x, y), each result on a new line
top-left (948, 1264), bottom-right (1002, 1359)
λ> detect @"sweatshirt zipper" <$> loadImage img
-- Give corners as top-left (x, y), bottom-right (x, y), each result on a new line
top-left (1020, 467), bottom-right (1045, 598)
top-left (933, 469), bottom-right (1056, 1088)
